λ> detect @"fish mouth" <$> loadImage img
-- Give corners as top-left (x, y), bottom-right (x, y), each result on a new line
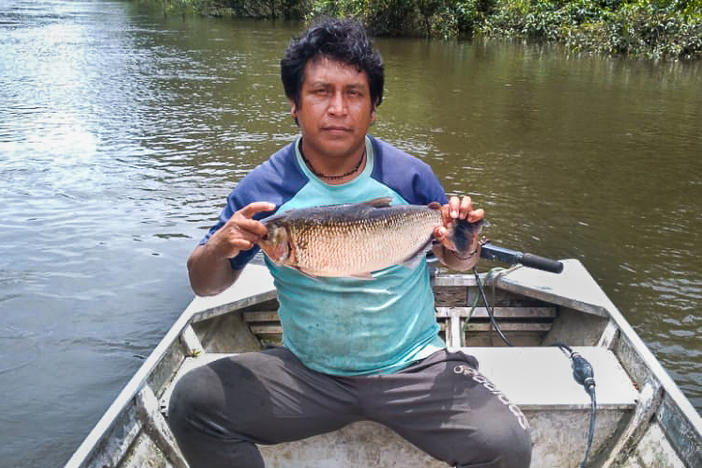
top-left (260, 239), bottom-right (290, 264)
top-left (259, 224), bottom-right (291, 265)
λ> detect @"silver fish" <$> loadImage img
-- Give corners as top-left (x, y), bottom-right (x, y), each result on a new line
top-left (258, 197), bottom-right (483, 278)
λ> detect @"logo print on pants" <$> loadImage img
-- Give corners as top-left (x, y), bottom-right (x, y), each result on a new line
top-left (453, 365), bottom-right (529, 430)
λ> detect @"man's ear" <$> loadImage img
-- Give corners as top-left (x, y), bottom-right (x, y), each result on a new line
top-left (370, 105), bottom-right (377, 124)
top-left (289, 99), bottom-right (300, 126)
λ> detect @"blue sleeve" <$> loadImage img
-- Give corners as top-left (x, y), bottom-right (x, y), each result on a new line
top-left (199, 143), bottom-right (309, 270)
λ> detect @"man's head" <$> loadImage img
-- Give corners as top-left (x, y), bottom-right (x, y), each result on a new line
top-left (281, 18), bottom-right (384, 111)
top-left (280, 19), bottom-right (384, 163)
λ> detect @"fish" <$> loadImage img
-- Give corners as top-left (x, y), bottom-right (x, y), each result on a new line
top-left (257, 197), bottom-right (484, 278)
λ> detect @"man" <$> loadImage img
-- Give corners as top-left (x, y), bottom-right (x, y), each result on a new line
top-left (169, 18), bottom-right (532, 468)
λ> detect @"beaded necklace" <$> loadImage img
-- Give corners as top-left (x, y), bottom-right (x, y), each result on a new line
top-left (300, 143), bottom-right (366, 180)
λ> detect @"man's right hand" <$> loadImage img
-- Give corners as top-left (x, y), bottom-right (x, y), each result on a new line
top-left (187, 202), bottom-right (276, 296)
top-left (207, 202), bottom-right (277, 259)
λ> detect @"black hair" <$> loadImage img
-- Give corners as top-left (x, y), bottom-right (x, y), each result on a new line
top-left (281, 18), bottom-right (384, 109)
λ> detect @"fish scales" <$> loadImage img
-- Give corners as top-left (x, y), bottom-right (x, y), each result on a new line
top-left (288, 208), bottom-right (440, 276)
top-left (258, 198), bottom-right (482, 278)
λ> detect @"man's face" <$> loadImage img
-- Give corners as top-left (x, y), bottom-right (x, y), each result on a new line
top-left (291, 57), bottom-right (376, 160)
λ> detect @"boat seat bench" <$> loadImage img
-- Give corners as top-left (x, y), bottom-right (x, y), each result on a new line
top-left (161, 345), bottom-right (637, 414)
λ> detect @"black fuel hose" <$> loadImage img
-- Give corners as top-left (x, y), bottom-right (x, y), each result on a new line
top-left (552, 342), bottom-right (597, 468)
top-left (472, 268), bottom-right (514, 347)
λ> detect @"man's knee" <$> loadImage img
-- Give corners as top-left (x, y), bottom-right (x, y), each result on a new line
top-left (167, 364), bottom-right (239, 441)
top-left (167, 364), bottom-right (267, 468)
top-left (456, 409), bottom-right (532, 468)
top-left (168, 357), bottom-right (274, 438)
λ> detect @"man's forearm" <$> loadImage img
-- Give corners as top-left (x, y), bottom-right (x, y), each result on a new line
top-left (187, 244), bottom-right (243, 296)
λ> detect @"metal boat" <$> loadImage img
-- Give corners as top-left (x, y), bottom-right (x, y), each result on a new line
top-left (64, 258), bottom-right (702, 467)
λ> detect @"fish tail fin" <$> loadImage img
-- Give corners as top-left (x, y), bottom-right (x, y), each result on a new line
top-left (447, 218), bottom-right (485, 255)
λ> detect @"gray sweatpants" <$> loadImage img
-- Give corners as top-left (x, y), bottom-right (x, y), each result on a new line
top-left (168, 347), bottom-right (532, 468)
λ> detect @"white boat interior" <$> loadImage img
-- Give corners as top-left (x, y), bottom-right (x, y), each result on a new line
top-left (64, 259), bottom-right (702, 468)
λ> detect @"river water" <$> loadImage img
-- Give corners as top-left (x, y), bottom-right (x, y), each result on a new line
top-left (0, 1), bottom-right (700, 466)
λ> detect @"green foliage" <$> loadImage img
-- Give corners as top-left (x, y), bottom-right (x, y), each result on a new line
top-left (307, 0), bottom-right (367, 19)
top-left (151, 0), bottom-right (702, 59)
top-left (610, 1), bottom-right (702, 59)
top-left (366, 0), bottom-right (419, 35)
top-left (446, 0), bottom-right (487, 36)
top-left (477, 0), bottom-right (702, 59)
top-left (156, 0), bottom-right (308, 19)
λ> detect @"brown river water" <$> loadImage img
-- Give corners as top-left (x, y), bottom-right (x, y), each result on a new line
top-left (0, 1), bottom-right (700, 466)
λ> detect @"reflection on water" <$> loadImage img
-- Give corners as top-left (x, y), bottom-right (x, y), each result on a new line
top-left (1, 1), bottom-right (700, 466)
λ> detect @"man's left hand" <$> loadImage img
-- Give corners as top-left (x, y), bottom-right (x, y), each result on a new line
top-left (432, 195), bottom-right (485, 270)
top-left (433, 195), bottom-right (484, 245)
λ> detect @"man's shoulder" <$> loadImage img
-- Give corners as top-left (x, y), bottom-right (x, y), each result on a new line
top-left (239, 142), bottom-right (301, 186)
top-left (369, 136), bottom-right (447, 205)
top-left (233, 141), bottom-right (308, 206)
top-left (370, 136), bottom-right (434, 173)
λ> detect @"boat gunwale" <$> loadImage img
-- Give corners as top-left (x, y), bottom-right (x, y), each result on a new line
top-left (545, 275), bottom-right (702, 438)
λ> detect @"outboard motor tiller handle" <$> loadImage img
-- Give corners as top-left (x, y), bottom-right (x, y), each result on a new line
top-left (480, 242), bottom-right (564, 274)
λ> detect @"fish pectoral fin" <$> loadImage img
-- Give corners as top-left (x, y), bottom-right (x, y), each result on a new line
top-left (360, 197), bottom-right (393, 208)
top-left (350, 273), bottom-right (375, 280)
top-left (399, 238), bottom-right (434, 270)
top-left (291, 266), bottom-right (320, 281)
top-left (400, 254), bottom-right (426, 270)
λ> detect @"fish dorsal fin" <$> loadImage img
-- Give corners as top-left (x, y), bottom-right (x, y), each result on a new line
top-left (360, 197), bottom-right (393, 208)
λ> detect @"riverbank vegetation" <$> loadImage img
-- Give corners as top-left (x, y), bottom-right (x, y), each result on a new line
top-left (158, 0), bottom-right (702, 60)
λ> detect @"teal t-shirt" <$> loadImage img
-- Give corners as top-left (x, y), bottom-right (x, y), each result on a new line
top-left (201, 136), bottom-right (448, 375)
